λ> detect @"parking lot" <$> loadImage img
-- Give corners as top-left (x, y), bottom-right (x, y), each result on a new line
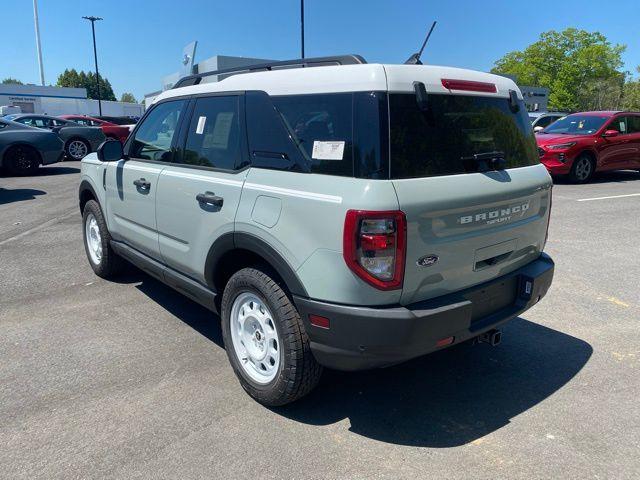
top-left (1, 162), bottom-right (639, 479)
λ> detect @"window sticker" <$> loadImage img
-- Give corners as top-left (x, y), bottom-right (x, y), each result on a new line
top-left (312, 140), bottom-right (345, 160)
top-left (203, 112), bottom-right (234, 149)
top-left (195, 115), bottom-right (207, 135)
top-left (619, 121), bottom-right (627, 133)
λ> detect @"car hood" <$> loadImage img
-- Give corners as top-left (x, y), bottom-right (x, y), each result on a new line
top-left (536, 133), bottom-right (586, 146)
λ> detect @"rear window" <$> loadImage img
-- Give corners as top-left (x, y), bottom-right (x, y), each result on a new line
top-left (389, 93), bottom-right (539, 179)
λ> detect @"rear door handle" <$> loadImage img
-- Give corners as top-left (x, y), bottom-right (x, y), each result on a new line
top-left (133, 178), bottom-right (151, 190)
top-left (196, 191), bottom-right (224, 208)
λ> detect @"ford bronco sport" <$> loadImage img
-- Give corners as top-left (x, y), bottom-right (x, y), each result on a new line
top-left (79, 55), bottom-right (554, 406)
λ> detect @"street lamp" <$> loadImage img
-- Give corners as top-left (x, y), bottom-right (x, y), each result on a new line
top-left (82, 16), bottom-right (103, 116)
top-left (300, 0), bottom-right (305, 58)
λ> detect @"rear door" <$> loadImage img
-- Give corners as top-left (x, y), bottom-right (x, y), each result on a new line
top-left (155, 95), bottom-right (248, 282)
top-left (388, 92), bottom-right (552, 305)
top-left (599, 116), bottom-right (635, 169)
top-left (105, 99), bottom-right (186, 259)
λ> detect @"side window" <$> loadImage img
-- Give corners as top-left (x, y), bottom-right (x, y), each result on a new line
top-left (609, 116), bottom-right (629, 135)
top-left (272, 93), bottom-right (354, 177)
top-left (129, 100), bottom-right (186, 161)
top-left (181, 96), bottom-right (241, 170)
top-left (627, 116), bottom-right (640, 134)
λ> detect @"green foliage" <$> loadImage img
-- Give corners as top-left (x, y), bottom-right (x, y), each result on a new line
top-left (1, 77), bottom-right (24, 85)
top-left (56, 68), bottom-right (116, 101)
top-left (120, 92), bottom-right (137, 103)
top-left (491, 28), bottom-right (626, 111)
top-left (621, 67), bottom-right (640, 111)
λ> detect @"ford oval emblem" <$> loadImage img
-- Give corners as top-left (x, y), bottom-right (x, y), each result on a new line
top-left (417, 255), bottom-right (439, 267)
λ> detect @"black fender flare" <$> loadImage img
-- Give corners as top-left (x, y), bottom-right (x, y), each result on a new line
top-left (204, 232), bottom-right (308, 297)
top-left (78, 179), bottom-right (99, 211)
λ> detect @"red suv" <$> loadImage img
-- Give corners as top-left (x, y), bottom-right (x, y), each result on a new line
top-left (536, 111), bottom-right (640, 183)
top-left (59, 115), bottom-right (130, 144)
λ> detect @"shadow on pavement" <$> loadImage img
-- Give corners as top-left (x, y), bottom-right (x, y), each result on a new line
top-left (119, 270), bottom-right (592, 448)
top-left (0, 188), bottom-right (46, 205)
top-left (554, 169), bottom-right (640, 185)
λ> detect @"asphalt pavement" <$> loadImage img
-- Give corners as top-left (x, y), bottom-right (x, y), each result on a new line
top-left (1, 162), bottom-right (639, 479)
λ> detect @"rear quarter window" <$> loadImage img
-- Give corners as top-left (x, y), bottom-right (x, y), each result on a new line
top-left (389, 93), bottom-right (539, 179)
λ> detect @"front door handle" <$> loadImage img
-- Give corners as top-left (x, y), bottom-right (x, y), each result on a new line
top-left (196, 191), bottom-right (224, 208)
top-left (133, 178), bottom-right (151, 190)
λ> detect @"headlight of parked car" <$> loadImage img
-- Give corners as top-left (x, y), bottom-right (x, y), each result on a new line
top-left (548, 142), bottom-right (576, 150)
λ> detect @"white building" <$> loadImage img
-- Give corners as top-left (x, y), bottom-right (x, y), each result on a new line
top-left (0, 84), bottom-right (144, 117)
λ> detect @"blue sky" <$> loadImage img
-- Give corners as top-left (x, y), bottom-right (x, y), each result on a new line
top-left (1, 0), bottom-right (638, 101)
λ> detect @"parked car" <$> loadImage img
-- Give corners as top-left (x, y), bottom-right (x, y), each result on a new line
top-left (0, 118), bottom-right (64, 175)
top-left (95, 115), bottom-right (138, 132)
top-left (530, 112), bottom-right (567, 132)
top-left (79, 55), bottom-right (554, 406)
top-left (59, 115), bottom-right (130, 143)
top-left (536, 111), bottom-right (640, 183)
top-left (4, 114), bottom-right (105, 160)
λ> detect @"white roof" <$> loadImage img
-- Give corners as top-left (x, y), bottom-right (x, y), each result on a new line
top-left (153, 63), bottom-right (521, 105)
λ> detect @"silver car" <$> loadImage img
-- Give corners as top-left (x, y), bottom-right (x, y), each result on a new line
top-left (4, 114), bottom-right (105, 160)
top-left (0, 118), bottom-right (64, 175)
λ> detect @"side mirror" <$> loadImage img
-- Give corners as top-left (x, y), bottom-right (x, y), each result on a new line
top-left (97, 140), bottom-right (124, 162)
top-left (602, 129), bottom-right (619, 138)
top-left (534, 126), bottom-right (544, 132)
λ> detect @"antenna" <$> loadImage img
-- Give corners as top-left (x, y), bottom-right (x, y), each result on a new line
top-left (404, 21), bottom-right (437, 65)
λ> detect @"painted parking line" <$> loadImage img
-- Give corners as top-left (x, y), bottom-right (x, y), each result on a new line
top-left (577, 193), bottom-right (640, 202)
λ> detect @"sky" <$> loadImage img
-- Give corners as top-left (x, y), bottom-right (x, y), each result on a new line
top-left (1, 0), bottom-right (638, 102)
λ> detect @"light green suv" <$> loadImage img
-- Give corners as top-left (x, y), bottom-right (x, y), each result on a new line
top-left (79, 56), bottom-right (554, 405)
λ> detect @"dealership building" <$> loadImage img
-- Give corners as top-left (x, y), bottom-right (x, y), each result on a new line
top-left (0, 84), bottom-right (144, 117)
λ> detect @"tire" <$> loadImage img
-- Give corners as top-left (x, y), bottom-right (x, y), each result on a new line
top-left (65, 138), bottom-right (90, 160)
top-left (3, 145), bottom-right (40, 175)
top-left (569, 153), bottom-right (595, 183)
top-left (221, 267), bottom-right (322, 406)
top-left (82, 200), bottom-right (124, 278)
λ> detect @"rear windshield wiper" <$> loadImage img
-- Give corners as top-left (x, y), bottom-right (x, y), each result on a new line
top-left (461, 151), bottom-right (506, 172)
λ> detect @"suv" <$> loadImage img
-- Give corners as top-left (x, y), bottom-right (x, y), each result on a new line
top-left (79, 56), bottom-right (554, 406)
top-left (537, 111), bottom-right (640, 183)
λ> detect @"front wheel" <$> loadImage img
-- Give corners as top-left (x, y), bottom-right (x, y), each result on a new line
top-left (221, 267), bottom-right (322, 406)
top-left (82, 200), bottom-right (124, 278)
top-left (569, 154), bottom-right (595, 183)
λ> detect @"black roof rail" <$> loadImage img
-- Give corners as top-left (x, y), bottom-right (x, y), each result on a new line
top-left (172, 54), bottom-right (367, 89)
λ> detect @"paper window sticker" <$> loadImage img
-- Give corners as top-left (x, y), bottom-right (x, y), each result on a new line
top-left (311, 141), bottom-right (345, 160)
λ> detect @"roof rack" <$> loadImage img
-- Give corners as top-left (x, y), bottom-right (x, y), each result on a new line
top-left (172, 54), bottom-right (367, 89)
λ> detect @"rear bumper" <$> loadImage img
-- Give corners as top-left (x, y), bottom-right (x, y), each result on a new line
top-left (294, 253), bottom-right (554, 371)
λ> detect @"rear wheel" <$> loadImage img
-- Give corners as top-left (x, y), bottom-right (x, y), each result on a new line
top-left (65, 138), bottom-right (90, 160)
top-left (3, 145), bottom-right (40, 175)
top-left (569, 154), bottom-right (595, 183)
top-left (82, 200), bottom-right (124, 278)
top-left (221, 267), bottom-right (322, 406)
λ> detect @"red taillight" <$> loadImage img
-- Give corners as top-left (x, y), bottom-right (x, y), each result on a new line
top-left (343, 210), bottom-right (406, 290)
top-left (441, 78), bottom-right (497, 93)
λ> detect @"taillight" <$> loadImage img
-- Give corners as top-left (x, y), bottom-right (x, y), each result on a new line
top-left (343, 210), bottom-right (406, 290)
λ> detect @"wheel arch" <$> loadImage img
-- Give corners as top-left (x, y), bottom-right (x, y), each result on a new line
top-left (575, 148), bottom-right (598, 169)
top-left (205, 232), bottom-right (308, 300)
top-left (1, 142), bottom-right (43, 167)
top-left (78, 179), bottom-right (99, 213)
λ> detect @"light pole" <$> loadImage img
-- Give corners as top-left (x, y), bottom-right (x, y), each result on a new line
top-left (32, 0), bottom-right (45, 85)
top-left (300, 0), bottom-right (305, 58)
top-left (82, 16), bottom-right (103, 115)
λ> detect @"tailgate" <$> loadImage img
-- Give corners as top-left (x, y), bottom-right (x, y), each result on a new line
top-left (394, 164), bottom-right (552, 305)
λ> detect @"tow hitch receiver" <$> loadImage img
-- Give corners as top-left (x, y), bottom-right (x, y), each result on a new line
top-left (478, 329), bottom-right (502, 346)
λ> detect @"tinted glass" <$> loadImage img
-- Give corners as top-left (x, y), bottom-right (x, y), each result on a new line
top-left (544, 114), bottom-right (608, 135)
top-left (130, 100), bottom-right (185, 161)
top-left (182, 96), bottom-right (241, 170)
top-left (353, 91), bottom-right (388, 179)
top-left (628, 116), bottom-right (640, 133)
top-left (389, 93), bottom-right (538, 179)
top-left (272, 93), bottom-right (353, 177)
top-left (536, 116), bottom-right (556, 128)
top-left (608, 116), bottom-right (630, 134)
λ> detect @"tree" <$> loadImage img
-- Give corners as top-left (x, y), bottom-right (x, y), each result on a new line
top-left (55, 69), bottom-right (116, 101)
top-left (120, 92), bottom-right (137, 103)
top-left (491, 28), bottom-right (626, 111)
top-left (621, 67), bottom-right (640, 111)
top-left (2, 77), bottom-right (23, 85)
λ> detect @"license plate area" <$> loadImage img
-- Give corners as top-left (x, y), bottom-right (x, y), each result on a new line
top-left (467, 276), bottom-right (518, 323)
